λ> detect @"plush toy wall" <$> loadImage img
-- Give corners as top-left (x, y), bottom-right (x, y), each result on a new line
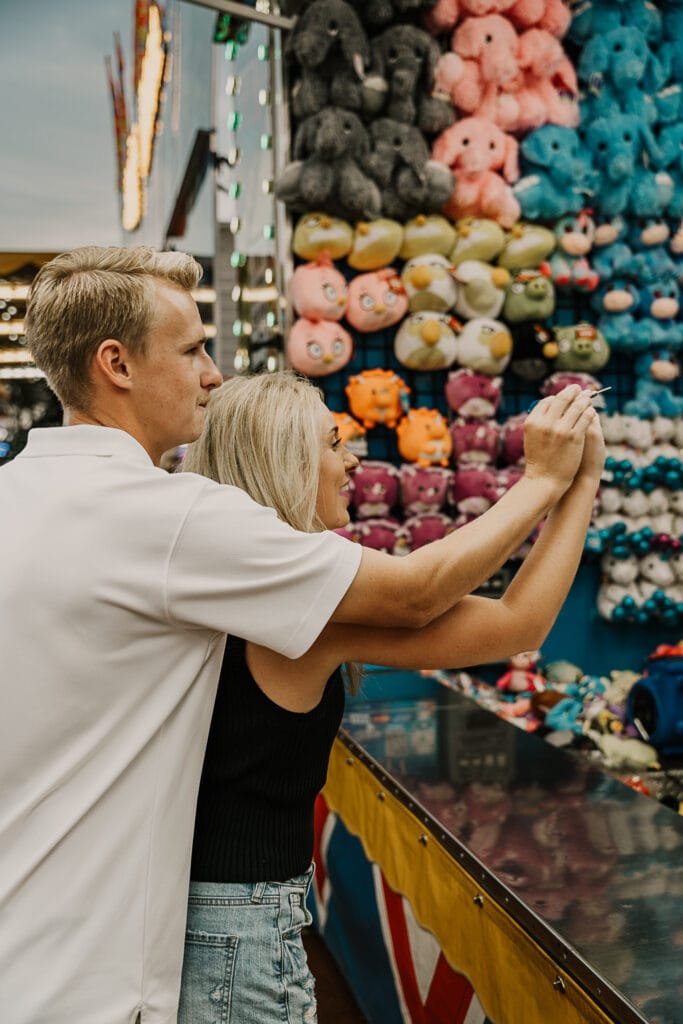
top-left (275, 0), bottom-right (683, 661)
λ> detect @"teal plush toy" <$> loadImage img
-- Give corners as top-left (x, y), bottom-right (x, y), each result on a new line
top-left (624, 350), bottom-right (683, 418)
top-left (577, 26), bottom-right (671, 128)
top-left (568, 0), bottom-right (662, 46)
top-left (655, 123), bottom-right (683, 220)
top-left (547, 212), bottom-right (599, 292)
top-left (584, 114), bottom-right (672, 218)
top-left (514, 125), bottom-right (593, 221)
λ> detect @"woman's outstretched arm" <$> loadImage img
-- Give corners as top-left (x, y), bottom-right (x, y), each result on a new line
top-left (331, 386), bottom-right (596, 630)
top-left (320, 413), bottom-right (604, 671)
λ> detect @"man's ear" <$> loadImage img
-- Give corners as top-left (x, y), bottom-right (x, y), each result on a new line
top-left (93, 339), bottom-right (134, 391)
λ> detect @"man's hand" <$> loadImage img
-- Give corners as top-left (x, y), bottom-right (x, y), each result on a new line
top-left (522, 385), bottom-right (595, 493)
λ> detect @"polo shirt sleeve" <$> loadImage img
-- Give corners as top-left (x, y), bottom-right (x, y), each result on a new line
top-left (165, 481), bottom-right (362, 658)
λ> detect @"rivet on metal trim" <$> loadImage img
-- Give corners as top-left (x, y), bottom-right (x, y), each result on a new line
top-left (345, 757), bottom-right (354, 766)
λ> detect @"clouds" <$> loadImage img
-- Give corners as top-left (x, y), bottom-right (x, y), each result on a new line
top-left (0, 0), bottom-right (131, 250)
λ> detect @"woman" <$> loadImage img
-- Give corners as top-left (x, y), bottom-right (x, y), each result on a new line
top-left (178, 371), bottom-right (603, 1024)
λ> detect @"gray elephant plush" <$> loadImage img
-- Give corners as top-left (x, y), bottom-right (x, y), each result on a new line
top-left (362, 25), bottom-right (454, 135)
top-left (275, 107), bottom-right (381, 221)
top-left (286, 0), bottom-right (370, 121)
top-left (345, 0), bottom-right (437, 30)
top-left (366, 118), bottom-right (453, 219)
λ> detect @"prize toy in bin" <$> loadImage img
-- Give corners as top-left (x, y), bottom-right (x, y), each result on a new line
top-left (627, 649), bottom-right (683, 756)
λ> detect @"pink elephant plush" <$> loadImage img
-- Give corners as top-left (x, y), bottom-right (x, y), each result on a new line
top-left (435, 15), bottom-right (522, 130)
top-left (432, 116), bottom-right (520, 227)
top-left (506, 28), bottom-right (579, 130)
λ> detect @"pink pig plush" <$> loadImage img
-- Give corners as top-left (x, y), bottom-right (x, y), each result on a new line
top-left (445, 368), bottom-right (503, 418)
top-left (346, 268), bottom-right (408, 332)
top-left (449, 466), bottom-right (500, 515)
top-left (495, 465), bottom-right (524, 497)
top-left (290, 254), bottom-right (348, 321)
top-left (449, 418), bottom-right (500, 465)
top-left (541, 371), bottom-right (605, 405)
top-left (351, 460), bottom-right (400, 519)
top-left (402, 513), bottom-right (454, 550)
top-left (286, 318), bottom-right (353, 377)
top-left (499, 412), bottom-right (528, 465)
top-left (356, 517), bottom-right (403, 554)
top-left (400, 463), bottom-right (452, 515)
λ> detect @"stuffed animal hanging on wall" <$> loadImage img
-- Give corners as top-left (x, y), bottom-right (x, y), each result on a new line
top-left (346, 268), bottom-right (408, 331)
top-left (363, 24), bottom-right (455, 135)
top-left (365, 119), bottom-right (454, 220)
top-left (275, 107), bottom-right (381, 221)
top-left (432, 116), bottom-right (521, 227)
top-left (345, 368), bottom-right (411, 428)
top-left (286, 318), bottom-right (354, 376)
top-left (286, 0), bottom-right (370, 120)
top-left (290, 254), bottom-right (349, 320)
top-left (396, 407), bottom-right (453, 466)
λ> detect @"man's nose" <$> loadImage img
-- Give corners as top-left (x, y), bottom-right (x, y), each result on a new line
top-left (202, 353), bottom-right (223, 389)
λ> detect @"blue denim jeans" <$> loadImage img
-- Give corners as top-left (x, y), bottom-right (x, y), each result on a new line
top-left (178, 866), bottom-right (317, 1024)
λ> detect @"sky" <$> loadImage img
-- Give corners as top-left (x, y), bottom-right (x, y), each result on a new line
top-left (0, 0), bottom-right (141, 252)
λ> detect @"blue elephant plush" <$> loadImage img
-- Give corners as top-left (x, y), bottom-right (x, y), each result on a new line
top-left (624, 349), bottom-right (683, 417)
top-left (584, 114), bottom-right (672, 218)
top-left (578, 26), bottom-right (669, 128)
top-left (655, 123), bottom-right (683, 219)
top-left (569, 0), bottom-right (662, 46)
top-left (660, 4), bottom-right (683, 86)
top-left (513, 126), bottom-right (593, 221)
top-left (592, 215), bottom-right (635, 279)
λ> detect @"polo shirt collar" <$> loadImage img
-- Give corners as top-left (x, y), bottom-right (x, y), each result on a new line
top-left (18, 425), bottom-right (154, 466)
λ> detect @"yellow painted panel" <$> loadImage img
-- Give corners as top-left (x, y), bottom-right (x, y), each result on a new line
top-left (323, 739), bottom-right (615, 1024)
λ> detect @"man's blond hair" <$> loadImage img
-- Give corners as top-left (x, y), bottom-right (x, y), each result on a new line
top-left (24, 246), bottom-right (202, 410)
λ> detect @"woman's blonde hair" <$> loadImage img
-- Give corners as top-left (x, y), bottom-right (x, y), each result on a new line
top-left (182, 371), bottom-right (327, 533)
top-left (182, 370), bottom-right (362, 693)
top-left (25, 245), bottom-right (202, 410)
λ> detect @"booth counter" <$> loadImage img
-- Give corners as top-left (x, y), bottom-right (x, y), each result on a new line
top-left (310, 679), bottom-right (683, 1024)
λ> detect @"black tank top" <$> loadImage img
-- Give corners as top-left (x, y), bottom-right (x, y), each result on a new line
top-left (191, 635), bottom-right (344, 883)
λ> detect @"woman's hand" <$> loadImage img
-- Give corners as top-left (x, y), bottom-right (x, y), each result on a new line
top-left (522, 385), bottom-right (595, 493)
top-left (577, 410), bottom-right (605, 484)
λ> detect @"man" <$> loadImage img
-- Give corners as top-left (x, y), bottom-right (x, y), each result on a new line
top-left (0, 246), bottom-right (596, 1024)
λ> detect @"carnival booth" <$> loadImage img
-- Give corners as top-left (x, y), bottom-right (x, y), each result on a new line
top-left (260, 0), bottom-right (683, 1019)
top-left (92, 1), bottom-right (683, 1020)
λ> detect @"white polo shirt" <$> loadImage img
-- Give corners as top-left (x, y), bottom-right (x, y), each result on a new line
top-left (0, 425), bottom-right (361, 1024)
